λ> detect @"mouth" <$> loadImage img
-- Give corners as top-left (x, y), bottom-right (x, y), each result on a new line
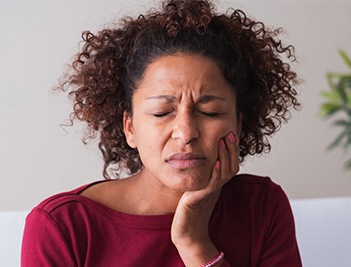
top-left (166, 153), bottom-right (206, 169)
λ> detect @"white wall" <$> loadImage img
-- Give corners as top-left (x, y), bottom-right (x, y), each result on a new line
top-left (1, 0), bottom-right (351, 211)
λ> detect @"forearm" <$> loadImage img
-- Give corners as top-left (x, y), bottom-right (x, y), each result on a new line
top-left (174, 237), bottom-right (219, 266)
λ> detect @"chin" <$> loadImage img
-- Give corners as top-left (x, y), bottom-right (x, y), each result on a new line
top-left (170, 173), bottom-right (210, 192)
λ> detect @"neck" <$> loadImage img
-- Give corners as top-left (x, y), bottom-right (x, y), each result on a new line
top-left (126, 170), bottom-right (183, 215)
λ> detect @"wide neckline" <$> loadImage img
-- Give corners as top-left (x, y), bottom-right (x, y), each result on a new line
top-left (72, 180), bottom-right (175, 230)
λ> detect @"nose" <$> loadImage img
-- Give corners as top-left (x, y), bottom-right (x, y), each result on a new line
top-left (171, 110), bottom-right (199, 145)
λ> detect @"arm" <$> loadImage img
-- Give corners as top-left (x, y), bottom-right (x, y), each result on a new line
top-left (21, 208), bottom-right (75, 267)
top-left (171, 132), bottom-right (239, 267)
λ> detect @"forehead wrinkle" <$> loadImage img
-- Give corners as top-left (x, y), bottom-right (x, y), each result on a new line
top-left (139, 54), bottom-right (233, 104)
top-left (144, 93), bottom-right (226, 107)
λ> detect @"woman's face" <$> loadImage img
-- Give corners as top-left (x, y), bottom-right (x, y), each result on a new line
top-left (124, 53), bottom-right (241, 193)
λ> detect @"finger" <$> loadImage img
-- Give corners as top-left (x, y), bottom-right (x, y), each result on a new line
top-left (218, 138), bottom-right (230, 186)
top-left (204, 160), bottom-right (221, 194)
top-left (224, 132), bottom-right (240, 176)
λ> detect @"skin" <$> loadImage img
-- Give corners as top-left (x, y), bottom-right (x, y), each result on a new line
top-left (82, 53), bottom-right (241, 266)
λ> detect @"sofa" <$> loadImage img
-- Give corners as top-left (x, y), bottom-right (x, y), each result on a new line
top-left (1, 198), bottom-right (351, 266)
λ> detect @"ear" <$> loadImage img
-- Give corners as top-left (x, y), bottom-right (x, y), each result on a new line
top-left (123, 111), bottom-right (137, 149)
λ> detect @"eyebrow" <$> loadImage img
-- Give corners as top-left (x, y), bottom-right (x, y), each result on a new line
top-left (145, 95), bottom-right (177, 102)
top-left (198, 94), bottom-right (226, 103)
top-left (145, 94), bottom-right (226, 103)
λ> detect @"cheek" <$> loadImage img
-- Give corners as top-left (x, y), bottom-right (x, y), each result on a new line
top-left (211, 123), bottom-right (235, 141)
top-left (205, 131), bottom-right (224, 159)
top-left (137, 143), bottom-right (159, 168)
top-left (206, 121), bottom-right (236, 151)
top-left (134, 127), bottom-right (165, 157)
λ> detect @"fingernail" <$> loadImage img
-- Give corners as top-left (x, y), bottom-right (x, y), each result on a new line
top-left (228, 132), bottom-right (235, 142)
top-left (216, 161), bottom-right (221, 170)
top-left (220, 139), bottom-right (225, 148)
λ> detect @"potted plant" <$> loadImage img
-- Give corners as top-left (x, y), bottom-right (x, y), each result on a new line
top-left (320, 50), bottom-right (351, 168)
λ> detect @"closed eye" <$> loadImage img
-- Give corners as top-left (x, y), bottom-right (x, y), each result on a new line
top-left (201, 112), bottom-right (222, 117)
top-left (153, 111), bottom-right (222, 117)
top-left (153, 112), bottom-right (172, 117)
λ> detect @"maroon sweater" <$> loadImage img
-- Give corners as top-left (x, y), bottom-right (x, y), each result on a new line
top-left (21, 174), bottom-right (302, 266)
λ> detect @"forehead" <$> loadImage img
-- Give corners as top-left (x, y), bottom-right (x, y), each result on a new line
top-left (134, 53), bottom-right (235, 99)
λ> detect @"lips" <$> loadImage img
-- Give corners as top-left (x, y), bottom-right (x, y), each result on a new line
top-left (166, 153), bottom-right (206, 169)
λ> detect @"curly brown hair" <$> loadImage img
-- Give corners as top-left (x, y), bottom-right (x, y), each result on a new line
top-left (59, 0), bottom-right (300, 179)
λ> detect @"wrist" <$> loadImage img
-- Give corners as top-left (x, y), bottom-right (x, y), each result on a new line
top-left (200, 251), bottom-right (225, 267)
top-left (174, 239), bottom-right (219, 267)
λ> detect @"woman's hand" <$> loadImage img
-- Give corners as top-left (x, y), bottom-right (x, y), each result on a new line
top-left (171, 131), bottom-right (240, 267)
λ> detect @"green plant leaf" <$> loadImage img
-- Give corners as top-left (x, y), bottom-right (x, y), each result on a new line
top-left (339, 50), bottom-right (351, 69)
top-left (342, 130), bottom-right (351, 149)
top-left (346, 77), bottom-right (351, 87)
top-left (327, 129), bottom-right (347, 150)
top-left (343, 138), bottom-right (351, 150)
top-left (321, 90), bottom-right (339, 102)
top-left (327, 73), bottom-right (337, 91)
top-left (336, 82), bottom-right (348, 104)
top-left (344, 157), bottom-right (351, 169)
top-left (320, 102), bottom-right (342, 117)
top-left (319, 50), bottom-right (351, 172)
top-left (333, 119), bottom-right (351, 127)
top-left (329, 73), bottom-right (351, 80)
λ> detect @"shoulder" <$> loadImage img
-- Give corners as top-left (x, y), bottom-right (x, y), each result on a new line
top-left (33, 182), bottom-right (98, 213)
top-left (219, 173), bottom-right (290, 214)
top-left (22, 181), bottom-right (110, 265)
top-left (24, 180), bottom-right (118, 248)
top-left (27, 180), bottom-right (112, 224)
top-left (214, 173), bottom-right (296, 243)
top-left (222, 173), bottom-right (283, 196)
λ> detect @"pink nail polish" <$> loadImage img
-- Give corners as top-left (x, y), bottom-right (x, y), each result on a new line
top-left (228, 132), bottom-right (235, 142)
top-left (216, 161), bottom-right (221, 170)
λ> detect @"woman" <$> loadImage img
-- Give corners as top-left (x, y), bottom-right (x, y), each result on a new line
top-left (21, 0), bottom-right (302, 266)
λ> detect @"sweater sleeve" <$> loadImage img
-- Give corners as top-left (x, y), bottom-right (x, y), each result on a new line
top-left (258, 186), bottom-right (302, 267)
top-left (21, 208), bottom-right (76, 267)
top-left (220, 259), bottom-right (232, 266)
